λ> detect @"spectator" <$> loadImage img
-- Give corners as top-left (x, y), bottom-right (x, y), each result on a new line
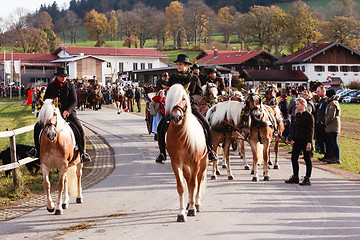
top-left (135, 87), bottom-right (142, 112)
top-left (287, 89), bottom-right (299, 143)
top-left (315, 86), bottom-right (331, 160)
top-left (279, 93), bottom-right (289, 141)
top-left (285, 97), bottom-right (314, 186)
top-left (125, 85), bottom-right (134, 112)
top-left (150, 90), bottom-right (165, 141)
top-left (301, 90), bottom-right (315, 114)
top-left (156, 72), bottom-right (169, 92)
top-left (31, 88), bottom-right (37, 113)
top-left (325, 89), bottom-right (341, 164)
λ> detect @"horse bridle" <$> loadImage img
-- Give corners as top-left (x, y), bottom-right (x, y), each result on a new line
top-left (172, 105), bottom-right (187, 121)
top-left (43, 108), bottom-right (58, 142)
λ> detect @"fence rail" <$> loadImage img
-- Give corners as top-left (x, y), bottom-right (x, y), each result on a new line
top-left (0, 124), bottom-right (37, 188)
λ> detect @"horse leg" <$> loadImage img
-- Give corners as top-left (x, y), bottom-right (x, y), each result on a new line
top-left (211, 135), bottom-right (219, 180)
top-left (42, 164), bottom-right (54, 212)
top-left (187, 165), bottom-right (199, 217)
top-left (263, 139), bottom-right (271, 181)
top-left (62, 174), bottom-right (69, 210)
top-left (273, 135), bottom-right (280, 169)
top-left (240, 139), bottom-right (249, 170)
top-left (250, 141), bottom-right (259, 181)
top-left (171, 164), bottom-right (186, 222)
top-left (195, 155), bottom-right (208, 212)
top-left (76, 163), bottom-right (83, 203)
top-left (55, 169), bottom-right (66, 215)
top-left (224, 136), bottom-right (234, 180)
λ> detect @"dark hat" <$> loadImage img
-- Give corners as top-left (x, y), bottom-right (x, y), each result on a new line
top-left (208, 68), bottom-right (217, 74)
top-left (174, 54), bottom-right (191, 64)
top-left (192, 64), bottom-right (200, 69)
top-left (326, 89), bottom-right (336, 98)
top-left (54, 67), bottom-right (68, 76)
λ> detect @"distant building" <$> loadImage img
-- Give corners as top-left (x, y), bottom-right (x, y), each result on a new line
top-left (275, 42), bottom-right (360, 86)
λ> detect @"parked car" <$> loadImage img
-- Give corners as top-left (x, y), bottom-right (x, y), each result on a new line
top-left (339, 90), bottom-right (358, 102)
top-left (349, 90), bottom-right (360, 103)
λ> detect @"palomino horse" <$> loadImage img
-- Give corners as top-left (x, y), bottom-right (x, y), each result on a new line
top-left (243, 86), bottom-right (278, 181)
top-left (112, 85), bottom-right (125, 114)
top-left (263, 82), bottom-right (285, 168)
top-left (165, 84), bottom-right (208, 222)
top-left (88, 85), bottom-right (103, 111)
top-left (38, 98), bottom-right (83, 215)
top-left (206, 100), bottom-right (247, 180)
top-left (76, 84), bottom-right (88, 111)
top-left (199, 82), bottom-right (218, 116)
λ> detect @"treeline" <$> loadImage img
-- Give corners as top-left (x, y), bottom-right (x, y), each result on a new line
top-left (1, 0), bottom-right (360, 56)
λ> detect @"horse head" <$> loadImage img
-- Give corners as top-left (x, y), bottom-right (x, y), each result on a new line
top-left (38, 98), bottom-right (65, 142)
top-left (166, 84), bottom-right (190, 125)
top-left (264, 83), bottom-right (278, 104)
top-left (205, 82), bottom-right (218, 101)
top-left (245, 88), bottom-right (264, 122)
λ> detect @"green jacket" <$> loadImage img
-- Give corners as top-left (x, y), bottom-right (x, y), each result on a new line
top-left (325, 95), bottom-right (341, 133)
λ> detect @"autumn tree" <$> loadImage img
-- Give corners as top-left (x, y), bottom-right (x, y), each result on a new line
top-left (217, 6), bottom-right (237, 46)
top-left (7, 8), bottom-right (30, 31)
top-left (165, 1), bottom-right (184, 49)
top-left (16, 27), bottom-right (50, 53)
top-left (119, 10), bottom-right (140, 48)
top-left (55, 11), bottom-right (82, 44)
top-left (326, 0), bottom-right (359, 19)
top-left (108, 10), bottom-right (118, 41)
top-left (83, 9), bottom-right (109, 47)
top-left (234, 12), bottom-right (246, 50)
top-left (152, 11), bottom-right (167, 49)
top-left (132, 3), bottom-right (157, 48)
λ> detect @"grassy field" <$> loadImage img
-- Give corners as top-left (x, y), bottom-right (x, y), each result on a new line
top-left (276, 0), bottom-right (360, 12)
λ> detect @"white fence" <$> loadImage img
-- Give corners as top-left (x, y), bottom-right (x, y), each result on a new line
top-left (0, 124), bottom-right (38, 188)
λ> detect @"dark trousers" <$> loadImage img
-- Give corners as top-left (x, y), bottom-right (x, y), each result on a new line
top-left (288, 116), bottom-right (295, 141)
top-left (136, 100), bottom-right (141, 112)
top-left (291, 139), bottom-right (312, 178)
top-left (315, 123), bottom-right (331, 156)
top-left (157, 106), bottom-right (214, 156)
top-left (34, 113), bottom-right (85, 155)
top-left (326, 132), bottom-right (340, 159)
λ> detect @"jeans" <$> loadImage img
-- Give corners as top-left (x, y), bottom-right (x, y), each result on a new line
top-left (327, 132), bottom-right (340, 159)
top-left (291, 139), bottom-right (312, 178)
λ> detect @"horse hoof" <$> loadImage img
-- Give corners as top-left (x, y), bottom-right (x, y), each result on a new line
top-left (55, 209), bottom-right (63, 215)
top-left (222, 165), bottom-right (227, 169)
top-left (117, 112), bottom-right (120, 114)
top-left (252, 177), bottom-right (258, 182)
top-left (268, 161), bottom-right (273, 166)
top-left (251, 170), bottom-right (254, 175)
top-left (62, 203), bottom-right (68, 209)
top-left (195, 204), bottom-right (201, 212)
top-left (264, 176), bottom-right (270, 181)
top-left (244, 166), bottom-right (250, 170)
top-left (211, 175), bottom-right (216, 180)
top-left (186, 203), bottom-right (189, 210)
top-left (47, 207), bottom-right (55, 213)
top-left (187, 209), bottom-right (196, 216)
top-left (177, 215), bottom-right (186, 222)
top-left (228, 175), bottom-right (234, 180)
top-left (274, 165), bottom-right (279, 170)
top-left (76, 198), bottom-right (83, 204)
top-left (216, 170), bottom-right (221, 175)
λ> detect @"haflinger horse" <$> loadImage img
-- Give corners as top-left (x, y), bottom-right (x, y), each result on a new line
top-left (112, 84), bottom-right (125, 114)
top-left (165, 83), bottom-right (208, 222)
top-left (243, 86), bottom-right (278, 181)
top-left (38, 98), bottom-right (83, 215)
top-left (205, 100), bottom-right (247, 180)
top-left (199, 82), bottom-right (219, 116)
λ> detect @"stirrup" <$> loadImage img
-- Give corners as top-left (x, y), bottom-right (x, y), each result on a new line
top-left (155, 153), bottom-right (166, 164)
top-left (81, 152), bottom-right (91, 163)
top-left (208, 150), bottom-right (218, 162)
top-left (28, 148), bottom-right (38, 158)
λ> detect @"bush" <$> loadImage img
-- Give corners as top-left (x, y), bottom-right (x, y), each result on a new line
top-left (347, 81), bottom-right (360, 90)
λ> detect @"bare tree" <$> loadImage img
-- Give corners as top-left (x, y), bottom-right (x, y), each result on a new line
top-left (55, 11), bottom-right (82, 44)
top-left (7, 8), bottom-right (30, 31)
top-left (132, 3), bottom-right (157, 48)
top-left (153, 11), bottom-right (167, 50)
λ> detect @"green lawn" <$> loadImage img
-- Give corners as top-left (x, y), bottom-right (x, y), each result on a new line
top-left (276, 0), bottom-right (360, 12)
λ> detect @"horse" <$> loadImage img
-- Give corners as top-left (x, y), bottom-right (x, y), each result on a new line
top-left (88, 85), bottom-right (103, 111)
top-left (243, 86), bottom-right (278, 181)
top-left (112, 85), bottom-right (125, 114)
top-left (199, 82), bottom-right (219, 116)
top-left (263, 82), bottom-right (285, 168)
top-left (165, 84), bottom-right (208, 222)
top-left (76, 85), bottom-right (88, 111)
top-left (206, 101), bottom-right (248, 180)
top-left (38, 98), bottom-right (83, 215)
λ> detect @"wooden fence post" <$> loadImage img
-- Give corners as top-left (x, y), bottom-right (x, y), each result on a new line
top-left (9, 134), bottom-right (21, 188)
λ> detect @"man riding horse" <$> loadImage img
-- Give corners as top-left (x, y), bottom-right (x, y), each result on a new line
top-left (155, 54), bottom-right (218, 164)
top-left (29, 67), bottom-right (91, 163)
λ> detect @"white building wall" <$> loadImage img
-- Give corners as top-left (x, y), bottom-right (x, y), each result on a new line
top-left (292, 63), bottom-right (360, 86)
top-left (68, 62), bottom-right (77, 79)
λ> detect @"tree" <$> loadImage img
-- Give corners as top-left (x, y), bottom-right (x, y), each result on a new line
top-left (7, 8), bottom-right (30, 31)
top-left (326, 0), bottom-right (359, 19)
top-left (108, 10), bottom-right (119, 41)
top-left (34, 11), bottom-right (54, 30)
top-left (119, 10), bottom-right (140, 48)
top-left (165, 1), bottom-right (184, 48)
top-left (83, 9), bottom-right (109, 47)
top-left (152, 11), bottom-right (167, 49)
top-left (132, 3), bottom-right (157, 48)
top-left (16, 27), bottom-right (50, 53)
top-left (234, 12), bottom-right (246, 50)
top-left (217, 6), bottom-right (236, 46)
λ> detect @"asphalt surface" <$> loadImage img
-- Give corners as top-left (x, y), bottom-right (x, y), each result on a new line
top-left (1, 107), bottom-right (360, 240)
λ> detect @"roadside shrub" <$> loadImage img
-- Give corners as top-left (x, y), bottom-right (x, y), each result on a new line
top-left (347, 81), bottom-right (360, 90)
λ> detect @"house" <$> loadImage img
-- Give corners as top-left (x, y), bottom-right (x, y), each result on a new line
top-left (275, 42), bottom-right (360, 86)
top-left (0, 53), bottom-right (60, 87)
top-left (52, 46), bottom-right (169, 85)
top-left (195, 49), bottom-right (279, 73)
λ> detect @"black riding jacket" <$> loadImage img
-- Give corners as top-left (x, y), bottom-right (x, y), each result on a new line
top-left (44, 80), bottom-right (77, 115)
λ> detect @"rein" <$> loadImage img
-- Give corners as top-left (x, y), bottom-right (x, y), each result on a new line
top-left (172, 105), bottom-right (187, 120)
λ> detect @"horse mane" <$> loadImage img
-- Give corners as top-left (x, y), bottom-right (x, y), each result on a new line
top-left (38, 99), bottom-right (66, 132)
top-left (206, 101), bottom-right (245, 127)
top-left (166, 84), bottom-right (206, 154)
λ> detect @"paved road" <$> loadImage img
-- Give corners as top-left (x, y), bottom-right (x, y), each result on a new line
top-left (1, 107), bottom-right (360, 240)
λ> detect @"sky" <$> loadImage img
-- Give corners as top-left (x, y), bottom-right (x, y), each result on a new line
top-left (0, 0), bottom-right (68, 19)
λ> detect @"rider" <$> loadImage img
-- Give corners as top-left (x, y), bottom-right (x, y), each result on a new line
top-left (155, 54), bottom-right (218, 164)
top-left (29, 67), bottom-right (91, 163)
top-left (206, 68), bottom-right (226, 95)
top-left (191, 64), bottom-right (207, 86)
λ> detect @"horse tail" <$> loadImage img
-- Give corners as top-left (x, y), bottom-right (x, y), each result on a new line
top-left (67, 165), bottom-right (78, 197)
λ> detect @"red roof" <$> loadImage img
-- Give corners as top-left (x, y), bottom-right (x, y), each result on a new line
top-left (275, 42), bottom-right (338, 65)
top-left (198, 50), bottom-right (278, 65)
top-left (57, 46), bottom-right (168, 58)
top-left (242, 69), bottom-right (308, 82)
top-left (0, 53), bottom-right (58, 62)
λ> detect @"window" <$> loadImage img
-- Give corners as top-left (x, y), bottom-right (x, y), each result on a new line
top-left (340, 66), bottom-right (349, 72)
top-left (119, 62), bottom-right (124, 72)
top-left (141, 63), bottom-right (145, 70)
top-left (133, 63), bottom-right (138, 70)
top-left (314, 66), bottom-right (325, 72)
top-left (106, 62), bottom-right (111, 68)
top-left (301, 66), bottom-right (305, 72)
top-left (352, 66), bottom-right (359, 72)
top-left (328, 66), bottom-right (338, 72)
top-left (297, 66), bottom-right (300, 70)
top-left (292, 66), bottom-right (296, 70)
top-left (148, 63), bottom-right (153, 69)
